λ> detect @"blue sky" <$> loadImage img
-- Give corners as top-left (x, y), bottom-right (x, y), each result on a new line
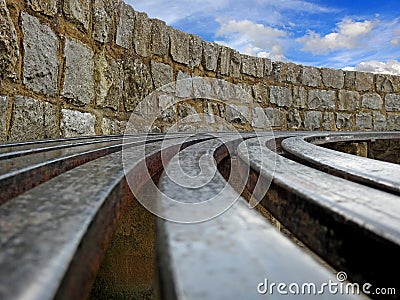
top-left (127, 0), bottom-right (400, 74)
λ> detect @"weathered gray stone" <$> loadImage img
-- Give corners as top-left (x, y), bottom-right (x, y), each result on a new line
top-left (373, 112), bottom-right (387, 130)
top-left (321, 68), bottom-right (344, 89)
top-left (151, 18), bottom-right (169, 56)
top-left (219, 46), bottom-right (230, 75)
top-left (188, 35), bottom-right (202, 69)
top-left (94, 51), bottom-right (123, 110)
top-left (151, 61), bottom-right (173, 89)
top-left (344, 71), bottom-right (356, 89)
top-left (361, 93), bottom-right (382, 110)
top-left (264, 58), bottom-right (272, 77)
top-left (355, 112), bottom-right (372, 129)
top-left (251, 107), bottom-right (268, 129)
top-left (122, 56), bottom-right (153, 111)
top-left (178, 103), bottom-right (201, 123)
top-left (26, 0), bottom-right (57, 16)
top-left (210, 79), bottom-right (235, 102)
top-left (301, 66), bottom-right (322, 87)
top-left (226, 104), bottom-right (249, 124)
top-left (253, 82), bottom-right (268, 104)
top-left (241, 55), bottom-right (263, 78)
top-left (92, 0), bottom-right (115, 43)
top-left (169, 27), bottom-right (189, 65)
top-left (376, 74), bottom-right (399, 93)
top-left (336, 113), bottom-right (353, 130)
top-left (387, 114), bottom-right (400, 130)
top-left (322, 112), bottom-right (335, 130)
top-left (338, 90), bottom-right (359, 111)
top-left (233, 84), bottom-right (252, 104)
top-left (176, 71), bottom-right (192, 98)
top-left (355, 72), bottom-right (374, 92)
top-left (10, 97), bottom-right (59, 141)
top-left (269, 86), bottom-right (292, 107)
top-left (0, 0), bottom-right (18, 79)
top-left (193, 76), bottom-right (211, 99)
top-left (287, 108), bottom-right (302, 129)
top-left (0, 96), bottom-right (8, 141)
top-left (286, 63), bottom-right (302, 84)
top-left (63, 38), bottom-right (94, 106)
top-left (115, 2), bottom-right (135, 49)
top-left (134, 11), bottom-right (152, 57)
top-left (265, 107), bottom-right (285, 128)
top-left (61, 109), bottom-right (95, 137)
top-left (204, 102), bottom-right (224, 124)
top-left (64, 0), bottom-right (90, 30)
top-left (293, 86), bottom-right (307, 109)
top-left (202, 41), bottom-right (219, 72)
top-left (22, 13), bottom-right (58, 95)
top-left (101, 117), bottom-right (126, 135)
top-left (385, 94), bottom-right (400, 112)
top-left (229, 49), bottom-right (241, 78)
top-left (271, 61), bottom-right (285, 82)
top-left (307, 89), bottom-right (335, 109)
top-left (304, 111), bottom-right (322, 130)
top-left (158, 95), bottom-right (176, 122)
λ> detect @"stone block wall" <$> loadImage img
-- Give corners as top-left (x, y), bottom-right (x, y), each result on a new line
top-left (1, 0), bottom-right (400, 142)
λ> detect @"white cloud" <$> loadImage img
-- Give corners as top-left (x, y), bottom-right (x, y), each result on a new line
top-left (215, 19), bottom-right (288, 60)
top-left (297, 19), bottom-right (376, 55)
top-left (354, 60), bottom-right (400, 75)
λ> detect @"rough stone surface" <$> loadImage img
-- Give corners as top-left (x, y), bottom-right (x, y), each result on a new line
top-left (361, 93), bottom-right (382, 110)
top-left (169, 28), bottom-right (189, 65)
top-left (63, 38), bottom-right (94, 106)
top-left (193, 77), bottom-right (211, 99)
top-left (269, 86), bottom-right (292, 107)
top-left (344, 71), bottom-right (356, 89)
top-left (61, 109), bottom-right (95, 137)
top-left (355, 72), bottom-right (374, 92)
top-left (134, 11), bottom-right (152, 57)
top-left (301, 66), bottom-right (322, 87)
top-left (322, 112), bottom-right (335, 130)
top-left (92, 0), bottom-right (116, 43)
top-left (178, 103), bottom-right (201, 123)
top-left (284, 63), bottom-right (301, 84)
top-left (219, 46), bottom-right (230, 76)
top-left (176, 72), bottom-right (192, 98)
top-left (287, 108), bottom-right (302, 129)
top-left (64, 0), bottom-right (90, 30)
top-left (253, 82), bottom-right (269, 104)
top-left (229, 49), bottom-right (241, 78)
top-left (226, 104), bottom-right (249, 124)
top-left (234, 84), bottom-right (253, 103)
top-left (158, 95), bottom-right (176, 122)
top-left (265, 107), bottom-right (285, 128)
top-left (151, 61), bottom-right (173, 89)
top-left (321, 68), bottom-right (344, 89)
top-left (336, 113), bottom-right (353, 130)
top-left (10, 97), bottom-right (59, 141)
top-left (151, 19), bottom-right (169, 57)
top-left (338, 90), bottom-right (359, 111)
top-left (264, 58), bottom-right (273, 77)
top-left (94, 51), bottom-right (123, 110)
top-left (22, 13), bottom-right (58, 95)
top-left (385, 94), bottom-right (400, 112)
top-left (116, 2), bottom-right (135, 49)
top-left (308, 89), bottom-right (335, 109)
top-left (373, 112), bottom-right (387, 130)
top-left (26, 0), bottom-right (57, 16)
top-left (293, 86), bottom-right (307, 108)
top-left (204, 102), bottom-right (224, 124)
top-left (304, 111), bottom-right (322, 130)
top-left (355, 112), bottom-right (372, 130)
top-left (0, 96), bottom-right (8, 141)
top-left (241, 55), bottom-right (263, 78)
top-left (122, 56), bottom-right (153, 111)
top-left (202, 41), bottom-right (219, 72)
top-left (251, 107), bottom-right (268, 129)
top-left (387, 114), bottom-right (400, 130)
top-left (271, 61), bottom-right (285, 82)
top-left (101, 117), bottom-right (126, 134)
top-left (376, 74), bottom-right (399, 93)
top-left (188, 35), bottom-right (202, 68)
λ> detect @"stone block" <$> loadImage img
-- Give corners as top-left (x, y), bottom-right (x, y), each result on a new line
top-left (265, 107), bottom-right (285, 128)
top-left (0, 96), bottom-right (8, 141)
top-left (229, 49), bottom-right (241, 78)
top-left (361, 93), bottom-right (382, 110)
top-left (373, 112), bottom-right (387, 130)
top-left (241, 55), bottom-right (263, 78)
top-left (338, 90), bottom-right (359, 111)
top-left (387, 114), bottom-right (400, 130)
top-left (284, 63), bottom-right (301, 84)
top-left (322, 112), bottom-right (335, 130)
top-left (151, 18), bottom-right (169, 56)
top-left (101, 118), bottom-right (127, 135)
top-left (376, 74), bottom-right (399, 93)
top-left (116, 2), bottom-right (135, 49)
top-left (26, 0), bottom-right (57, 16)
top-left (158, 95), bottom-right (176, 122)
top-left (134, 11), bottom-right (152, 57)
top-left (64, 0), bottom-right (90, 30)
top-left (226, 104), bottom-right (249, 124)
top-left (286, 108), bottom-right (302, 129)
top-left (271, 61), bottom-right (285, 82)
top-left (304, 111), bottom-right (322, 130)
top-left (234, 84), bottom-right (253, 103)
top-left (202, 41), bottom-right (219, 72)
top-left (22, 13), bottom-right (58, 95)
top-left (307, 89), bottom-right (335, 109)
top-left (0, 0), bottom-right (18, 79)
top-left (178, 103), bottom-right (201, 123)
top-left (61, 109), bottom-right (95, 137)
top-left (344, 71), bottom-right (356, 89)
top-left (269, 86), bottom-right (292, 107)
top-left (151, 61), bottom-right (173, 89)
top-left (293, 86), bottom-right (307, 109)
top-left (10, 97), bottom-right (59, 141)
top-left (188, 35), bottom-right (202, 68)
top-left (355, 72), bottom-right (374, 92)
top-left (385, 94), bottom-right (400, 112)
top-left (336, 113), bottom-right (353, 130)
top-left (204, 102), bottom-right (224, 124)
top-left (169, 27), bottom-right (190, 65)
top-left (264, 58), bottom-right (272, 77)
top-left (355, 112), bottom-right (372, 130)
top-left (176, 71), bottom-right (192, 98)
top-left (251, 107), bottom-right (268, 129)
top-left (62, 38), bottom-right (94, 106)
top-left (92, 0), bottom-right (116, 43)
top-left (253, 82), bottom-right (269, 104)
top-left (301, 66), bottom-right (322, 87)
top-left (321, 68), bottom-right (344, 89)
top-left (193, 76), bottom-right (211, 99)
top-left (94, 51), bottom-right (123, 110)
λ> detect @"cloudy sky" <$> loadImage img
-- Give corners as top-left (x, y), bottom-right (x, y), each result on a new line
top-left (127, 0), bottom-right (400, 74)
